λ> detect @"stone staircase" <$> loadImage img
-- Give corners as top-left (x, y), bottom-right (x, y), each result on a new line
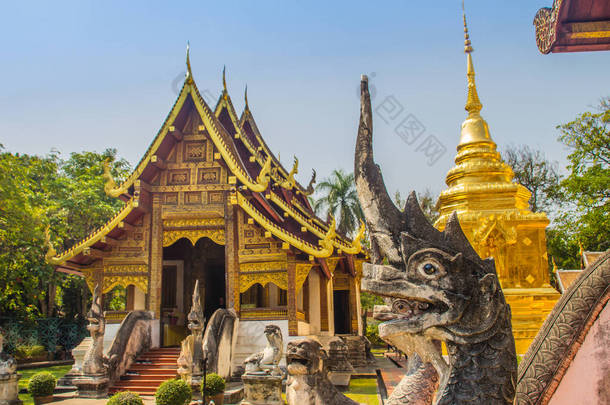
top-left (109, 347), bottom-right (180, 396)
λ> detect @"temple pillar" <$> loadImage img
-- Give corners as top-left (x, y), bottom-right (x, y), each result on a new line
top-left (225, 196), bottom-right (239, 311)
top-left (287, 261), bottom-right (297, 336)
top-left (308, 269), bottom-right (321, 335)
top-left (149, 193), bottom-right (163, 317)
top-left (327, 275), bottom-right (335, 336)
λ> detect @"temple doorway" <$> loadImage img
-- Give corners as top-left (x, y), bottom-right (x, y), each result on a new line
top-left (333, 290), bottom-right (350, 334)
top-left (161, 237), bottom-right (226, 346)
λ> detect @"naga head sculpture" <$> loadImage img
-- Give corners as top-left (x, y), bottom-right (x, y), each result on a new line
top-left (86, 283), bottom-right (105, 337)
top-left (355, 75), bottom-right (508, 348)
top-left (187, 280), bottom-right (205, 334)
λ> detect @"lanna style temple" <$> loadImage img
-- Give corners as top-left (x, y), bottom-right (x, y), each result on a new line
top-left (45, 48), bottom-right (367, 357)
top-left (434, 16), bottom-right (560, 355)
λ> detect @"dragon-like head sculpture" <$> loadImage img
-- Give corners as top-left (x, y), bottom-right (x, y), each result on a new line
top-left (187, 280), bottom-right (205, 335)
top-left (86, 284), bottom-right (105, 338)
top-left (355, 76), bottom-right (516, 404)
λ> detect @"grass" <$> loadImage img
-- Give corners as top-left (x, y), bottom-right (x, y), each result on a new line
top-left (344, 378), bottom-right (379, 405)
top-left (18, 365), bottom-right (72, 405)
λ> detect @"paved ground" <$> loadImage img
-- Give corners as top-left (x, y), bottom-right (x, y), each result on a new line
top-left (379, 352), bottom-right (407, 397)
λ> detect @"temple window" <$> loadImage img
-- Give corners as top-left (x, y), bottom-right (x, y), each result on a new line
top-left (240, 284), bottom-right (265, 308)
top-left (278, 288), bottom-right (287, 306)
top-left (103, 285), bottom-right (126, 311)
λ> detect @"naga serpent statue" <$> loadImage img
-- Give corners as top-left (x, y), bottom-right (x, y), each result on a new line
top-left (82, 284), bottom-right (107, 376)
top-left (355, 76), bottom-right (517, 404)
top-left (177, 280), bottom-right (206, 385)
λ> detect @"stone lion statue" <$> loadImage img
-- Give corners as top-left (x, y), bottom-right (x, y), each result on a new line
top-left (243, 325), bottom-right (283, 376)
top-left (286, 338), bottom-right (358, 405)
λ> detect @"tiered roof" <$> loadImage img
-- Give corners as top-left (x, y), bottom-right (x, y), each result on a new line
top-left (46, 51), bottom-right (364, 271)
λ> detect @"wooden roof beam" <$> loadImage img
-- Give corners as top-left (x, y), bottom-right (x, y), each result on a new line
top-left (168, 126), bottom-right (183, 141)
top-left (100, 236), bottom-right (119, 246)
top-left (83, 247), bottom-right (106, 259)
top-left (151, 155), bottom-right (167, 170)
top-left (118, 221), bottom-right (135, 233)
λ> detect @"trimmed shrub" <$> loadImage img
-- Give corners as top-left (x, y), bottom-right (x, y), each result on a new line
top-left (107, 391), bottom-right (144, 405)
top-left (365, 323), bottom-right (384, 347)
top-left (202, 373), bottom-right (225, 396)
top-left (27, 371), bottom-right (56, 397)
top-left (155, 379), bottom-right (192, 405)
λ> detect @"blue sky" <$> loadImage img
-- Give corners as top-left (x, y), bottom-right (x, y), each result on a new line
top-left (1, 0), bottom-right (608, 198)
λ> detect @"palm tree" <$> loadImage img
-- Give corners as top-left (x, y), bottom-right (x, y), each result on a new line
top-left (312, 169), bottom-right (363, 237)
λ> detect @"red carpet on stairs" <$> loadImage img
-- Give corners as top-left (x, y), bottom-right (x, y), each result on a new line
top-left (109, 347), bottom-right (181, 396)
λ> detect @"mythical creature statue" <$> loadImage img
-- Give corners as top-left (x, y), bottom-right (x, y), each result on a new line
top-left (82, 284), bottom-right (107, 376)
top-left (354, 76), bottom-right (517, 404)
top-left (0, 330), bottom-right (16, 377)
top-left (285, 338), bottom-right (358, 405)
top-left (243, 325), bottom-right (283, 376)
top-left (177, 280), bottom-right (206, 385)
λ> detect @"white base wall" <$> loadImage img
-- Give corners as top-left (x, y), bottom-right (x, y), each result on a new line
top-left (232, 320), bottom-right (298, 371)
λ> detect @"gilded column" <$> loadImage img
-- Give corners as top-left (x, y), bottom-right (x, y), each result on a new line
top-left (225, 195), bottom-right (239, 311)
top-left (287, 260), bottom-right (297, 336)
top-left (149, 193), bottom-right (163, 317)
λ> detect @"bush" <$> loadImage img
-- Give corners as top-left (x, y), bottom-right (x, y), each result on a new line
top-left (155, 379), bottom-right (192, 405)
top-left (365, 323), bottom-right (384, 347)
top-left (15, 344), bottom-right (47, 360)
top-left (202, 373), bottom-right (225, 396)
top-left (27, 371), bottom-right (56, 397)
top-left (107, 391), bottom-right (144, 405)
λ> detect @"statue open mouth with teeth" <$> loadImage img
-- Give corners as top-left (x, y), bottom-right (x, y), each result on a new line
top-left (354, 76), bottom-right (517, 405)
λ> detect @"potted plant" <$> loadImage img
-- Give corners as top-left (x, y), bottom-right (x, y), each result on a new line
top-left (27, 371), bottom-right (56, 404)
top-left (107, 391), bottom-right (144, 405)
top-left (155, 378), bottom-right (192, 405)
top-left (202, 373), bottom-right (226, 405)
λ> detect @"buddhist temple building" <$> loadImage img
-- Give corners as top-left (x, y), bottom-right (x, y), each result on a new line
top-left (534, 0), bottom-right (610, 54)
top-left (434, 15), bottom-right (560, 354)
top-left (45, 48), bottom-right (367, 356)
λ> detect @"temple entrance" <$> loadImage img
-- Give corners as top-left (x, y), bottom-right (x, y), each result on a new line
top-left (333, 290), bottom-right (350, 334)
top-left (161, 237), bottom-right (226, 346)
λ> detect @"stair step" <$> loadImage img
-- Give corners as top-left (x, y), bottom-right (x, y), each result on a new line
top-left (109, 346), bottom-right (180, 395)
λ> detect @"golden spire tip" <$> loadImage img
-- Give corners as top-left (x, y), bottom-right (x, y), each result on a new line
top-left (462, 1), bottom-right (473, 54)
top-left (222, 65), bottom-right (227, 92)
top-left (186, 41), bottom-right (193, 81)
top-left (245, 85), bottom-right (249, 108)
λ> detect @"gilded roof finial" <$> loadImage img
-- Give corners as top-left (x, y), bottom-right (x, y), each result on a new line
top-left (186, 41), bottom-right (193, 83)
top-left (244, 85), bottom-right (249, 109)
top-left (462, 1), bottom-right (482, 116)
top-left (222, 65), bottom-right (228, 100)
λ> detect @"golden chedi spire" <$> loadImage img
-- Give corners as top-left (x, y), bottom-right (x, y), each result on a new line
top-left (434, 3), bottom-right (559, 355)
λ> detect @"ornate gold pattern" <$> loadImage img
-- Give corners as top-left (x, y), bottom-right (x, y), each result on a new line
top-left (235, 192), bottom-right (334, 257)
top-left (103, 275), bottom-right (148, 293)
top-left (240, 309), bottom-right (288, 320)
top-left (240, 261), bottom-right (286, 272)
top-left (239, 271), bottom-right (287, 292)
top-left (534, 0), bottom-right (563, 54)
top-left (163, 217), bottom-right (224, 228)
top-left (104, 264), bottom-right (148, 274)
top-left (295, 263), bottom-right (313, 292)
top-left (163, 229), bottom-right (225, 247)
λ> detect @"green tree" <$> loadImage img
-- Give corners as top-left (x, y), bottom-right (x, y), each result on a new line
top-left (0, 146), bottom-right (129, 319)
top-left (549, 98), bottom-right (610, 268)
top-left (312, 169), bottom-right (363, 236)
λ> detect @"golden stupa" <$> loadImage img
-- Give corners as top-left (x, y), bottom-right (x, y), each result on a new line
top-left (434, 13), bottom-right (560, 355)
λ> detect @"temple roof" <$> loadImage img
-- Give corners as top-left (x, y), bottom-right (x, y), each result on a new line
top-left (47, 55), bottom-right (364, 269)
top-left (534, 0), bottom-right (610, 53)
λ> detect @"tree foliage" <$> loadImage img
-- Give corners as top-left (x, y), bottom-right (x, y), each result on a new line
top-left (502, 144), bottom-right (560, 213)
top-left (549, 98), bottom-right (609, 268)
top-left (0, 146), bottom-right (129, 319)
top-left (312, 169), bottom-right (363, 236)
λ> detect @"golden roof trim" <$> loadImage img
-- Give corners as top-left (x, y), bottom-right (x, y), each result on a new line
top-left (46, 197), bottom-right (139, 265)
